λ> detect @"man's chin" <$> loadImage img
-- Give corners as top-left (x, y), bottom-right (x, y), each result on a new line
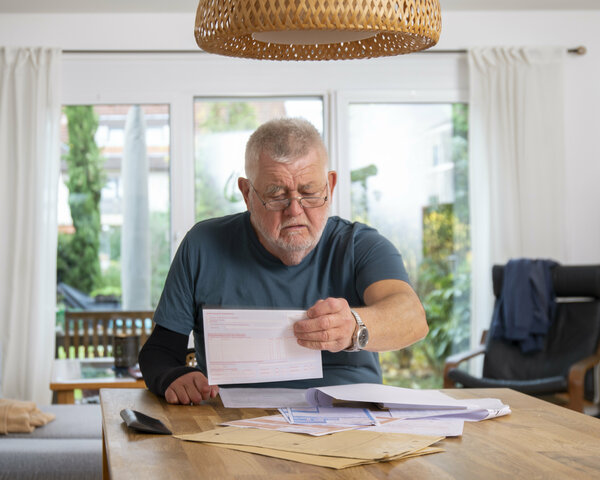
top-left (277, 238), bottom-right (316, 253)
top-left (277, 228), bottom-right (317, 246)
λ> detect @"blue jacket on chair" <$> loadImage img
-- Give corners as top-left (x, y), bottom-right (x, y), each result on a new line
top-left (490, 258), bottom-right (559, 353)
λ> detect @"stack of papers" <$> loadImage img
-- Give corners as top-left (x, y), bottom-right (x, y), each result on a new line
top-left (176, 384), bottom-right (511, 468)
top-left (305, 384), bottom-right (511, 423)
top-left (218, 383), bottom-right (511, 438)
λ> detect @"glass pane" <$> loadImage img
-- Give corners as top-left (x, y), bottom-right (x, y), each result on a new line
top-left (57, 104), bottom-right (171, 355)
top-left (194, 98), bottom-right (323, 222)
top-left (348, 103), bottom-right (470, 388)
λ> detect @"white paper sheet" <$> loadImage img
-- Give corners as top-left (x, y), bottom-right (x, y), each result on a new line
top-left (306, 383), bottom-right (468, 410)
top-left (203, 308), bottom-right (323, 385)
top-left (388, 398), bottom-right (511, 421)
top-left (219, 387), bottom-right (310, 408)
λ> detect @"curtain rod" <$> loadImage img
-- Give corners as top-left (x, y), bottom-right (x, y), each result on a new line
top-left (63, 46), bottom-right (587, 55)
top-left (422, 46), bottom-right (587, 55)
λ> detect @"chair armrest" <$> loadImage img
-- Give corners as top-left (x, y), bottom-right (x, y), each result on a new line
top-left (443, 344), bottom-right (486, 388)
top-left (566, 350), bottom-right (600, 412)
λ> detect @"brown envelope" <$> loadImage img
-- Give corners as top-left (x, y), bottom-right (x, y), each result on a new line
top-left (176, 426), bottom-right (443, 461)
top-left (203, 443), bottom-right (444, 469)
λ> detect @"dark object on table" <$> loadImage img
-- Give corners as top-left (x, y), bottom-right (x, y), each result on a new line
top-left (120, 408), bottom-right (172, 435)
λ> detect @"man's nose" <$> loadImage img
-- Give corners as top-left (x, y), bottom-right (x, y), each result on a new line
top-left (284, 197), bottom-right (304, 216)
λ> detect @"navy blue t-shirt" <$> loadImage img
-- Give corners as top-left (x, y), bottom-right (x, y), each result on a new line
top-left (154, 212), bottom-right (409, 388)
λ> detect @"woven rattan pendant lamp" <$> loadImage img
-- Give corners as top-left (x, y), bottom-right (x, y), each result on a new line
top-left (194, 0), bottom-right (442, 61)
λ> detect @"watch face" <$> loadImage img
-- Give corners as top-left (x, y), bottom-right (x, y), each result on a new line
top-left (357, 326), bottom-right (369, 348)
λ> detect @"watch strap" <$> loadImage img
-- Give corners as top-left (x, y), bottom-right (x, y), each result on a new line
top-left (344, 309), bottom-right (366, 352)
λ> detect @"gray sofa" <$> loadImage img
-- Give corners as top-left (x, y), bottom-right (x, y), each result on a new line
top-left (0, 404), bottom-right (102, 480)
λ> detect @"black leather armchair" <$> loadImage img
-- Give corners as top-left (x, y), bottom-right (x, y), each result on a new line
top-left (444, 264), bottom-right (600, 412)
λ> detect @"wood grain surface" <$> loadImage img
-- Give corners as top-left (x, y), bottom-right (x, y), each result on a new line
top-left (100, 388), bottom-right (600, 480)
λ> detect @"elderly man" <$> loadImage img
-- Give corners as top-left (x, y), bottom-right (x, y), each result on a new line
top-left (139, 117), bottom-right (427, 404)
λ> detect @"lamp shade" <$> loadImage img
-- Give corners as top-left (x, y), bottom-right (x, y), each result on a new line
top-left (194, 0), bottom-right (442, 61)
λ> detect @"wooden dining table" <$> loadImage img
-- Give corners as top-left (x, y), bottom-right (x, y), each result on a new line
top-left (100, 387), bottom-right (600, 479)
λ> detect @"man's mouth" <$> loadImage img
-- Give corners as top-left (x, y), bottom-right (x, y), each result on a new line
top-left (281, 224), bottom-right (307, 232)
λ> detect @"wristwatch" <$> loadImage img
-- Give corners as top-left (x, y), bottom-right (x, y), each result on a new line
top-left (344, 309), bottom-right (369, 352)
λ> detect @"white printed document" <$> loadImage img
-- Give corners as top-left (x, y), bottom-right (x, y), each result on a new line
top-left (278, 406), bottom-right (379, 426)
top-left (203, 308), bottom-right (323, 385)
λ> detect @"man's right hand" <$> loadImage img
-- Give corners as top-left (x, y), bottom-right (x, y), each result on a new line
top-left (164, 371), bottom-right (219, 405)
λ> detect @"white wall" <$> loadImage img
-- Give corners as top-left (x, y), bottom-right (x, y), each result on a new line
top-left (0, 10), bottom-right (599, 264)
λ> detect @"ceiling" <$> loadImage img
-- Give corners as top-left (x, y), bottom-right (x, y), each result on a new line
top-left (0, 0), bottom-right (599, 14)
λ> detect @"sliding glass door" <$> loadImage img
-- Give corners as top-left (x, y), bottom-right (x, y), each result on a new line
top-left (339, 95), bottom-right (470, 388)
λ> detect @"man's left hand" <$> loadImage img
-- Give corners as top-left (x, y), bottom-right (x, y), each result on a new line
top-left (293, 297), bottom-right (356, 352)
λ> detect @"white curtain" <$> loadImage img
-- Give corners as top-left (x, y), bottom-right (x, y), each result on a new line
top-left (468, 47), bottom-right (566, 347)
top-left (0, 47), bottom-right (62, 404)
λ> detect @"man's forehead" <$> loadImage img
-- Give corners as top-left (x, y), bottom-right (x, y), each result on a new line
top-left (257, 155), bottom-right (326, 184)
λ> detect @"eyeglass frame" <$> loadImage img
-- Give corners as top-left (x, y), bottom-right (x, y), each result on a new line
top-left (248, 180), bottom-right (329, 211)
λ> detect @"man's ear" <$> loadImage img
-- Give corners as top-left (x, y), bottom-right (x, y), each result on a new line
top-left (327, 170), bottom-right (338, 197)
top-left (238, 177), bottom-right (251, 210)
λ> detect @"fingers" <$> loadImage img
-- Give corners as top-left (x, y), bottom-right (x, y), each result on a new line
top-left (295, 297), bottom-right (356, 352)
top-left (295, 326), bottom-right (349, 351)
top-left (306, 297), bottom-right (345, 318)
top-left (164, 386), bottom-right (180, 404)
top-left (164, 372), bottom-right (218, 405)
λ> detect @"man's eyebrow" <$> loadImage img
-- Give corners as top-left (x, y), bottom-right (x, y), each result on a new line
top-left (263, 182), bottom-right (323, 195)
top-left (298, 182), bottom-right (320, 191)
top-left (264, 184), bottom-right (287, 195)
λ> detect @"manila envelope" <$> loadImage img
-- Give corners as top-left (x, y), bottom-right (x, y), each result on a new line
top-left (176, 426), bottom-right (443, 461)
top-left (203, 443), bottom-right (445, 469)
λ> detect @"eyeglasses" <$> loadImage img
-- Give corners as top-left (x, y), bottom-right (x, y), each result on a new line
top-left (249, 182), bottom-right (329, 211)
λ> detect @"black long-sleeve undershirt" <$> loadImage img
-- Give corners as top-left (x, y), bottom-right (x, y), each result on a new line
top-left (138, 325), bottom-right (198, 397)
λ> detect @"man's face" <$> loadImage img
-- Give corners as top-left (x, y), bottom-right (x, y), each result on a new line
top-left (240, 148), bottom-right (337, 266)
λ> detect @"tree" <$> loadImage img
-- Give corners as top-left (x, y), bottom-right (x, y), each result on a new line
top-left (57, 106), bottom-right (106, 294)
top-left (199, 102), bottom-right (258, 132)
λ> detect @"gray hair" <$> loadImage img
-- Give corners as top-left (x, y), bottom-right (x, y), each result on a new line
top-left (245, 117), bottom-right (327, 181)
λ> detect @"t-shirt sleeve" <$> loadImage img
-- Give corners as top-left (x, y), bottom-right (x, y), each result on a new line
top-left (353, 225), bottom-right (410, 298)
top-left (152, 233), bottom-right (198, 336)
